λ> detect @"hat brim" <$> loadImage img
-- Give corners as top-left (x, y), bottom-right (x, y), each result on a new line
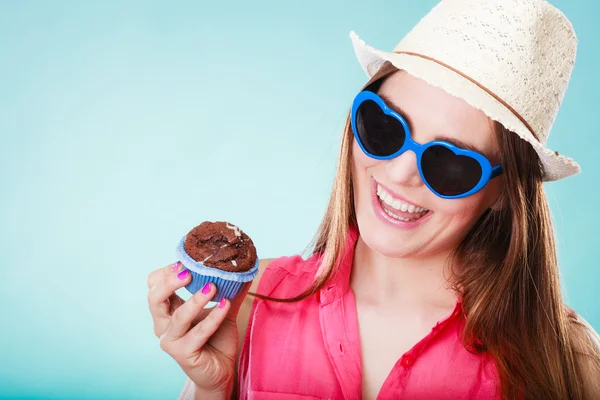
top-left (350, 31), bottom-right (580, 182)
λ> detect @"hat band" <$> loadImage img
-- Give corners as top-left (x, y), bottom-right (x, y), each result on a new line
top-left (394, 51), bottom-right (538, 141)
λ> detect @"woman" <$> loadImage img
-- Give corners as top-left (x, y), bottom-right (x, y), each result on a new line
top-left (147, 0), bottom-right (600, 398)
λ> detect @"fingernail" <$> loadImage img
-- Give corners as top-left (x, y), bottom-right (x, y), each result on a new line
top-left (176, 269), bottom-right (189, 280)
top-left (218, 298), bottom-right (227, 309)
top-left (201, 282), bottom-right (211, 295)
top-left (172, 261), bottom-right (181, 271)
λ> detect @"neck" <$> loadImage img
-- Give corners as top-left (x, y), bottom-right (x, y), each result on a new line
top-left (350, 236), bottom-right (458, 310)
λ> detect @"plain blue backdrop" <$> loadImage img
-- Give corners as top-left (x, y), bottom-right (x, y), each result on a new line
top-left (1, 1), bottom-right (598, 398)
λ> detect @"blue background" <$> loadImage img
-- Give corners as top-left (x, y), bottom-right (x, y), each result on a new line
top-left (1, 1), bottom-right (598, 398)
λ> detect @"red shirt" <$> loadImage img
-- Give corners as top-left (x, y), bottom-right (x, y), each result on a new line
top-left (238, 226), bottom-right (500, 399)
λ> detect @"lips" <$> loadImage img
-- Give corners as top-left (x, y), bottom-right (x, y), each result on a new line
top-left (370, 178), bottom-right (434, 229)
top-left (376, 183), bottom-right (429, 218)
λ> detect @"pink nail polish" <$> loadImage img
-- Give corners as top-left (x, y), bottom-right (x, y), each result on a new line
top-left (176, 269), bottom-right (189, 280)
top-left (172, 261), bottom-right (181, 271)
top-left (201, 282), bottom-right (211, 295)
top-left (218, 298), bottom-right (227, 309)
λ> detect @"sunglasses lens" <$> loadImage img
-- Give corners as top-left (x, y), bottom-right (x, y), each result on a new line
top-left (421, 145), bottom-right (482, 196)
top-left (356, 100), bottom-right (406, 157)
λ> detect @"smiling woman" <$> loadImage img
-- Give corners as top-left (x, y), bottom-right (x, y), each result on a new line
top-left (352, 70), bottom-right (505, 253)
top-left (146, 0), bottom-right (600, 399)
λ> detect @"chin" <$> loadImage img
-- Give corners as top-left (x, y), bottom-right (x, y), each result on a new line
top-left (355, 213), bottom-right (420, 258)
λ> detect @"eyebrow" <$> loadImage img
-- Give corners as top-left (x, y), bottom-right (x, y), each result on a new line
top-left (377, 93), bottom-right (484, 154)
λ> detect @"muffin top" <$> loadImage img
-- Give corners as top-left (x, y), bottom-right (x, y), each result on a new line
top-left (183, 221), bottom-right (257, 273)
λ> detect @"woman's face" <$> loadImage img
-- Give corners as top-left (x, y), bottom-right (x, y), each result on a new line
top-left (352, 71), bottom-right (503, 259)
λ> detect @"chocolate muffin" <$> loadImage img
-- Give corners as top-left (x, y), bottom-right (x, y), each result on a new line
top-left (175, 220), bottom-right (259, 300)
top-left (183, 221), bottom-right (257, 273)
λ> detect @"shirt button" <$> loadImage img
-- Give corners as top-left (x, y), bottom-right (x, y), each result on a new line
top-left (401, 354), bottom-right (414, 368)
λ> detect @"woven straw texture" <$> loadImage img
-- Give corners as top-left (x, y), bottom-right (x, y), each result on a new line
top-left (350, 0), bottom-right (580, 181)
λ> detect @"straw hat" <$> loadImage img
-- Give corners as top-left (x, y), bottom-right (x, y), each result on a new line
top-left (350, 0), bottom-right (581, 181)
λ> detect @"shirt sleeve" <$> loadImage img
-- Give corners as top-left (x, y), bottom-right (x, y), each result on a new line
top-left (178, 377), bottom-right (196, 400)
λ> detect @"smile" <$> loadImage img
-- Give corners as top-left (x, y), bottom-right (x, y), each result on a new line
top-left (371, 178), bottom-right (433, 228)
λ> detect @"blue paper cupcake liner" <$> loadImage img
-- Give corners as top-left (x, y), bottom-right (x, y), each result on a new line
top-left (175, 235), bottom-right (259, 302)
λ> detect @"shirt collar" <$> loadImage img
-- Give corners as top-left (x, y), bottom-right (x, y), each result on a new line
top-left (318, 224), bottom-right (359, 306)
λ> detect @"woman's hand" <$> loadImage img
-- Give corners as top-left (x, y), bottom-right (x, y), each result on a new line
top-left (147, 262), bottom-right (250, 398)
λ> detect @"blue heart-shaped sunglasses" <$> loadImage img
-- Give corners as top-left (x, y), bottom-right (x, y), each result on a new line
top-left (351, 91), bottom-right (503, 199)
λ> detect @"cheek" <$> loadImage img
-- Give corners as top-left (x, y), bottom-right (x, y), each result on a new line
top-left (434, 179), bottom-right (502, 223)
top-left (429, 191), bottom-right (492, 231)
top-left (352, 141), bottom-right (385, 215)
top-left (352, 139), bottom-right (380, 171)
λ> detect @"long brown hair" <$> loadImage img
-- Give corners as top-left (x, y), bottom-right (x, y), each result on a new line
top-left (251, 62), bottom-right (600, 398)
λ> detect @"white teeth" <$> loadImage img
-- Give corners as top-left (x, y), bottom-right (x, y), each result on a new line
top-left (376, 184), bottom-right (428, 213)
top-left (386, 193), bottom-right (394, 205)
top-left (383, 207), bottom-right (420, 222)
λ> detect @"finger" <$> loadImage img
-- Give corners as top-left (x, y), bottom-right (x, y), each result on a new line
top-left (147, 262), bottom-right (178, 289)
top-left (148, 262), bottom-right (191, 336)
top-left (167, 293), bottom-right (185, 314)
top-left (167, 293), bottom-right (213, 326)
top-left (182, 297), bottom-right (232, 353)
top-left (153, 294), bottom-right (187, 338)
top-left (163, 282), bottom-right (218, 341)
top-left (148, 262), bottom-right (190, 311)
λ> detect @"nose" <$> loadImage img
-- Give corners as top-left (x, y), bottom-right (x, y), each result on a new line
top-left (385, 150), bottom-right (423, 188)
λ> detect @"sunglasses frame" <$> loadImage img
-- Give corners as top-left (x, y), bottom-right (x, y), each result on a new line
top-left (351, 91), bottom-right (503, 199)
